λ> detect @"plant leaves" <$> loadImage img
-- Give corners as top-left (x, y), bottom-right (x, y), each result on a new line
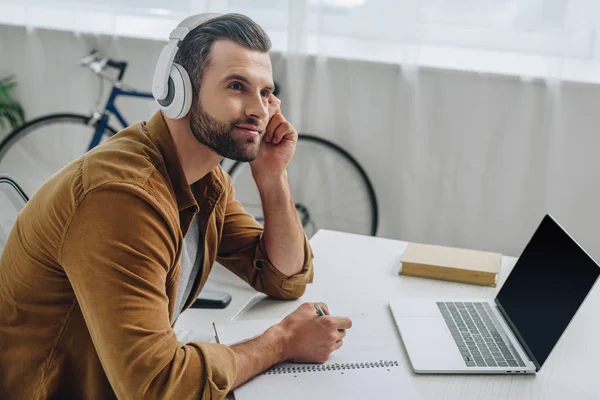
top-left (0, 74), bottom-right (25, 130)
top-left (0, 104), bottom-right (25, 129)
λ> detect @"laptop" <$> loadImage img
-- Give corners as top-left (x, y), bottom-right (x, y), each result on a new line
top-left (389, 214), bottom-right (600, 374)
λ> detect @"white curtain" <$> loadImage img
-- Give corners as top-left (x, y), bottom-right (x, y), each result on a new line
top-left (268, 0), bottom-right (600, 259)
top-left (3, 0), bottom-right (600, 259)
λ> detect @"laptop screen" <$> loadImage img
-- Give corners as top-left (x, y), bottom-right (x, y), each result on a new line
top-left (495, 215), bottom-right (600, 370)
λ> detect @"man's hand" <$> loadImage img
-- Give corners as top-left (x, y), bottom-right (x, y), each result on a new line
top-left (275, 302), bottom-right (353, 363)
top-left (230, 302), bottom-right (352, 389)
top-left (250, 94), bottom-right (297, 179)
top-left (246, 94), bottom-right (305, 277)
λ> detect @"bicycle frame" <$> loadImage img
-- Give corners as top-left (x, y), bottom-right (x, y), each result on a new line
top-left (88, 85), bottom-right (154, 149)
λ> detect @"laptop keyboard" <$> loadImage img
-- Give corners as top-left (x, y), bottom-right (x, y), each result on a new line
top-left (437, 302), bottom-right (526, 368)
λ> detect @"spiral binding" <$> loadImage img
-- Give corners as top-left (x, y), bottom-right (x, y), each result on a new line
top-left (263, 360), bottom-right (400, 375)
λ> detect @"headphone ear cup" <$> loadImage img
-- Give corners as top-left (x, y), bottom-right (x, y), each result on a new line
top-left (155, 63), bottom-right (193, 119)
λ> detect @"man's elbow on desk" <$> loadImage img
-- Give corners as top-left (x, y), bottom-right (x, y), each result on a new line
top-left (254, 259), bottom-right (314, 301)
top-left (265, 282), bottom-right (308, 301)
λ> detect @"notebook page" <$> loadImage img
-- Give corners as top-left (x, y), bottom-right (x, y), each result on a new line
top-left (215, 314), bottom-right (421, 400)
top-left (234, 362), bottom-right (419, 400)
top-left (216, 314), bottom-right (393, 364)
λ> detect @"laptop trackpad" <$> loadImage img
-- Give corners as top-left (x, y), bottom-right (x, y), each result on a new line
top-left (391, 299), bottom-right (441, 317)
top-left (398, 316), bottom-right (465, 372)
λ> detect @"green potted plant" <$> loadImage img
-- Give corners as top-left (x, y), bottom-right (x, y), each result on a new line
top-left (0, 75), bottom-right (25, 135)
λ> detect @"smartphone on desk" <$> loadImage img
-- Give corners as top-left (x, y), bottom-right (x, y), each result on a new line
top-left (191, 290), bottom-right (232, 309)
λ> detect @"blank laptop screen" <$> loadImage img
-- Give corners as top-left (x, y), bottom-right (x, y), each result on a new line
top-left (495, 215), bottom-right (600, 369)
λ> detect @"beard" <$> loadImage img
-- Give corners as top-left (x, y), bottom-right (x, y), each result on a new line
top-left (189, 100), bottom-right (263, 162)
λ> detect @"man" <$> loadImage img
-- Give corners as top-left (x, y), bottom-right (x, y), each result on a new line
top-left (0, 13), bottom-right (352, 400)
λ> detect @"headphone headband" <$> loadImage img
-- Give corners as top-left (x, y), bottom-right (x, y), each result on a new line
top-left (152, 13), bottom-right (222, 101)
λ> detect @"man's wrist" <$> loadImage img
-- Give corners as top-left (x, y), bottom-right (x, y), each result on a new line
top-left (252, 171), bottom-right (291, 207)
top-left (265, 323), bottom-right (289, 364)
top-left (251, 169), bottom-right (288, 189)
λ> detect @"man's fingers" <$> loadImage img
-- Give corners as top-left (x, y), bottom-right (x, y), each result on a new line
top-left (271, 122), bottom-right (286, 145)
top-left (269, 93), bottom-right (281, 107)
top-left (331, 339), bottom-right (344, 352)
top-left (264, 113), bottom-right (284, 143)
top-left (303, 301), bottom-right (330, 316)
top-left (336, 329), bottom-right (347, 341)
top-left (272, 121), bottom-right (296, 145)
top-left (319, 316), bottom-right (352, 332)
top-left (316, 302), bottom-right (330, 315)
top-left (333, 317), bottom-right (352, 330)
top-left (268, 94), bottom-right (281, 119)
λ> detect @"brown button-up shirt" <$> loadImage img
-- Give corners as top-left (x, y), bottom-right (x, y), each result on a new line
top-left (0, 111), bottom-right (314, 399)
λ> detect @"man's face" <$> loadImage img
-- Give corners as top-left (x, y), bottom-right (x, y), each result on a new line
top-left (189, 39), bottom-right (274, 162)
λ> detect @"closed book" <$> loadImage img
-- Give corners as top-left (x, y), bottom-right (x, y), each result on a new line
top-left (399, 242), bottom-right (502, 287)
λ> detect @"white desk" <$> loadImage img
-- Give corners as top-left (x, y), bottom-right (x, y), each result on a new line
top-left (173, 263), bottom-right (259, 343)
top-left (181, 229), bottom-right (600, 399)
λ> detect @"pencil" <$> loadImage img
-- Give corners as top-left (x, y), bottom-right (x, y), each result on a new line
top-left (314, 303), bottom-right (325, 316)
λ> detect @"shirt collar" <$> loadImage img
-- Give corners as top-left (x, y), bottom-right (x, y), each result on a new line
top-left (144, 111), bottom-right (197, 212)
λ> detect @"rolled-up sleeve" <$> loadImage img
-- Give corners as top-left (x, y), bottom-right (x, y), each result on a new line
top-left (61, 183), bottom-right (237, 400)
top-left (216, 175), bottom-right (314, 300)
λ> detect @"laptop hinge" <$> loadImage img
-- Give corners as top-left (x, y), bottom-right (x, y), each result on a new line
top-left (493, 299), bottom-right (541, 371)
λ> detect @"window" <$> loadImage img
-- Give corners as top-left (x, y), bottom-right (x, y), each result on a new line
top-left (1, 0), bottom-right (599, 81)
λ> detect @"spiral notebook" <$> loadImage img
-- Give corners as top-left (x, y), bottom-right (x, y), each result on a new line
top-left (214, 314), bottom-right (420, 400)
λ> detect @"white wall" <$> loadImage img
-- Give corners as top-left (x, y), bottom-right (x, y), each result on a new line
top-left (0, 25), bottom-right (160, 126)
top-left (3, 23), bottom-right (600, 261)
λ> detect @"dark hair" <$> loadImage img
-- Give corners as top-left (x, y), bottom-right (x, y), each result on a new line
top-left (174, 13), bottom-right (271, 97)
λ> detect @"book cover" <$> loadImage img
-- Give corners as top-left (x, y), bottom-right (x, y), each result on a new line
top-left (399, 242), bottom-right (502, 287)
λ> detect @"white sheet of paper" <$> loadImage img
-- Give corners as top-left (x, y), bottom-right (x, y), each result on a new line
top-left (215, 314), bottom-right (421, 400)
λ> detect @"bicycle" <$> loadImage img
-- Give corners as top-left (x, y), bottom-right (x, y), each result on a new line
top-left (0, 51), bottom-right (152, 195)
top-left (0, 51), bottom-right (378, 237)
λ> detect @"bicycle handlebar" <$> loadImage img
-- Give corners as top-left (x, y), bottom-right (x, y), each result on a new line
top-left (105, 59), bottom-right (128, 81)
top-left (80, 50), bottom-right (128, 82)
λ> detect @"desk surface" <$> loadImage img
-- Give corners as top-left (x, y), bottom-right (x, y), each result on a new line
top-left (173, 262), bottom-right (259, 342)
top-left (181, 230), bottom-right (600, 399)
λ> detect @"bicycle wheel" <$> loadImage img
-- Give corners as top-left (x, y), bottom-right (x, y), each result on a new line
top-left (228, 135), bottom-right (378, 238)
top-left (0, 113), bottom-right (117, 197)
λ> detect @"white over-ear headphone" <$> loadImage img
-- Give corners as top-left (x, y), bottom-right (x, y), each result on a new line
top-left (152, 13), bottom-right (222, 119)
